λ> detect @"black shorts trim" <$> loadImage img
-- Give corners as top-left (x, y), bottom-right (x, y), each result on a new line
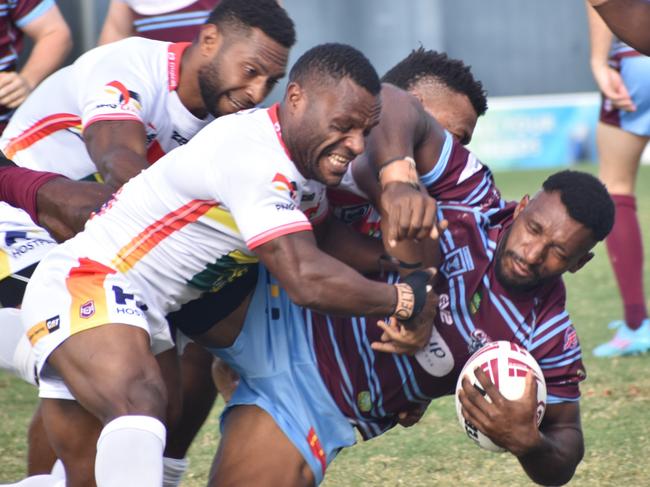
top-left (0, 262), bottom-right (38, 307)
top-left (167, 265), bottom-right (259, 336)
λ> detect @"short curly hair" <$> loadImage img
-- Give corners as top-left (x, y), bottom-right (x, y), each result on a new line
top-left (289, 43), bottom-right (381, 96)
top-left (382, 47), bottom-right (487, 116)
top-left (206, 0), bottom-right (295, 48)
top-left (542, 170), bottom-right (615, 242)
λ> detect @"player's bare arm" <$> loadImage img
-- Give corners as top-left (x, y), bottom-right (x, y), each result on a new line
top-left (459, 368), bottom-right (583, 486)
top-left (313, 213), bottom-right (393, 274)
top-left (589, 0), bottom-right (650, 56)
top-left (357, 84), bottom-right (448, 244)
top-left (36, 176), bottom-right (113, 242)
top-left (84, 119), bottom-right (150, 189)
top-left (586, 0), bottom-right (636, 112)
top-left (254, 229), bottom-right (399, 316)
top-left (0, 5), bottom-right (72, 109)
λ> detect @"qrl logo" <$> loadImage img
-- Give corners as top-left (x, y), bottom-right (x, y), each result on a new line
top-left (80, 300), bottom-right (95, 319)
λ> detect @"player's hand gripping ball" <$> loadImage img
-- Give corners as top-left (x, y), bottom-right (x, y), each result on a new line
top-left (454, 340), bottom-right (547, 452)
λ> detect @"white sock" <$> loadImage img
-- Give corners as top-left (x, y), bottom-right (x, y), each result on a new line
top-left (95, 415), bottom-right (166, 487)
top-left (1, 474), bottom-right (63, 486)
top-left (163, 456), bottom-right (189, 487)
top-left (0, 308), bottom-right (37, 385)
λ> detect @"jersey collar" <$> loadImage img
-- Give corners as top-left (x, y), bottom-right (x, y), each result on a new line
top-left (167, 42), bottom-right (191, 92)
top-left (267, 103), bottom-right (292, 160)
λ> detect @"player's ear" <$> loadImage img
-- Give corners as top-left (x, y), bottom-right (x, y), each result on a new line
top-left (514, 194), bottom-right (530, 218)
top-left (568, 251), bottom-right (594, 273)
top-left (198, 23), bottom-right (222, 56)
top-left (286, 81), bottom-right (304, 110)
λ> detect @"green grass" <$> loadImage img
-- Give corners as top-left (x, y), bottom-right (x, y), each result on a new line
top-left (2, 164), bottom-right (650, 486)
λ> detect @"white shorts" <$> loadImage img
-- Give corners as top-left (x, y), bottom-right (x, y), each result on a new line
top-left (21, 245), bottom-right (174, 400)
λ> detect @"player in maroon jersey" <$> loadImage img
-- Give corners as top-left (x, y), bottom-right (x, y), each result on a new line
top-left (99, 0), bottom-right (220, 45)
top-left (203, 170), bottom-right (613, 486)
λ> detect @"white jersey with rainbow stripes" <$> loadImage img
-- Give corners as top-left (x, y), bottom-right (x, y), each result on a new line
top-left (61, 104), bottom-right (327, 316)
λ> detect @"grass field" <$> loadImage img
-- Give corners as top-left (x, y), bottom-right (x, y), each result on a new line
top-left (2, 165), bottom-right (650, 486)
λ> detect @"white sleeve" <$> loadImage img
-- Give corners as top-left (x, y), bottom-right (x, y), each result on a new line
top-left (211, 142), bottom-right (313, 250)
top-left (78, 42), bottom-right (159, 129)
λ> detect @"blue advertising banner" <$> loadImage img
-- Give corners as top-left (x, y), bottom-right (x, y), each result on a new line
top-left (468, 93), bottom-right (601, 171)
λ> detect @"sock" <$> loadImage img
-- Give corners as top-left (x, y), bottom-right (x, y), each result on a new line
top-left (0, 165), bottom-right (62, 223)
top-left (0, 308), bottom-right (37, 385)
top-left (606, 194), bottom-right (647, 329)
top-left (95, 415), bottom-right (166, 487)
top-left (2, 474), bottom-right (63, 486)
top-left (163, 456), bottom-right (189, 487)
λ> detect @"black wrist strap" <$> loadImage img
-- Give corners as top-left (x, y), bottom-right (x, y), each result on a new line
top-left (402, 270), bottom-right (431, 319)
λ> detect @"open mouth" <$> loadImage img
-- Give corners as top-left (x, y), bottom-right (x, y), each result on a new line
top-left (327, 153), bottom-right (352, 173)
top-left (511, 257), bottom-right (533, 279)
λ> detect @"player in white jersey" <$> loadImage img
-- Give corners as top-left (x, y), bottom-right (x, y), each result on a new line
top-left (18, 44), bottom-right (437, 486)
top-left (0, 0), bottom-right (293, 290)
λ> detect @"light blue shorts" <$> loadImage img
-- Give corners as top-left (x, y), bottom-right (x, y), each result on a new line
top-left (602, 55), bottom-right (650, 136)
top-left (209, 266), bottom-right (356, 485)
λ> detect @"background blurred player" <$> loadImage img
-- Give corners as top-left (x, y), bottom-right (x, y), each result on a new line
top-left (586, 1), bottom-right (650, 357)
top-left (98, 0), bottom-right (220, 45)
top-left (0, 0), bottom-right (71, 133)
top-left (587, 0), bottom-right (650, 56)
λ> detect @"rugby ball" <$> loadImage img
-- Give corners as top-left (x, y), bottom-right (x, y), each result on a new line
top-left (454, 340), bottom-right (547, 453)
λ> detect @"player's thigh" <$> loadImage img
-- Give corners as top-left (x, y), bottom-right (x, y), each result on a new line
top-left (41, 398), bottom-right (102, 487)
top-left (209, 405), bottom-right (315, 487)
top-left (597, 123), bottom-right (649, 194)
top-left (47, 323), bottom-right (167, 423)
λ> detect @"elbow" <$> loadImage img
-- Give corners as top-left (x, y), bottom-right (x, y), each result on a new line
top-left (281, 269), bottom-right (323, 309)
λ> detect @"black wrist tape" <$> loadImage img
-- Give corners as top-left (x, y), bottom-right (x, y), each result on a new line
top-left (402, 270), bottom-right (430, 318)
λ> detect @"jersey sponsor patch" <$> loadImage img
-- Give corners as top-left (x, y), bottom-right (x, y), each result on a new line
top-left (102, 81), bottom-right (143, 114)
top-left (563, 326), bottom-right (579, 351)
top-left (415, 326), bottom-right (454, 377)
top-left (440, 245), bottom-right (475, 278)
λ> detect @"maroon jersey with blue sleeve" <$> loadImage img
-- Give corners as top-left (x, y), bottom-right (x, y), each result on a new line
top-left (309, 202), bottom-right (585, 439)
top-left (329, 131), bottom-right (503, 236)
top-left (129, 0), bottom-right (219, 42)
top-left (0, 0), bottom-right (54, 127)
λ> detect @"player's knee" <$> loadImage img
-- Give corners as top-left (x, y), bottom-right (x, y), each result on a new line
top-left (100, 369), bottom-right (168, 423)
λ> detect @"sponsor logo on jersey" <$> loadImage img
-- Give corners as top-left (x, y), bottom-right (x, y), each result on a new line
top-left (275, 202), bottom-right (296, 211)
top-left (45, 315), bottom-right (60, 332)
top-left (357, 391), bottom-right (372, 412)
top-left (80, 300), bottom-right (96, 319)
top-left (103, 81), bottom-right (142, 113)
top-left (171, 130), bottom-right (189, 146)
top-left (563, 326), bottom-right (579, 351)
top-left (5, 236), bottom-right (56, 259)
top-left (440, 246), bottom-right (475, 278)
top-left (272, 173), bottom-right (297, 201)
top-left (415, 326), bottom-right (454, 377)
top-left (468, 329), bottom-right (490, 355)
top-left (437, 293), bottom-right (453, 325)
top-left (469, 291), bottom-right (482, 315)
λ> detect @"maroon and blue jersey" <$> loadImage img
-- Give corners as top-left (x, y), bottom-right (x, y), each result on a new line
top-left (130, 0), bottom-right (219, 42)
top-left (309, 202), bottom-right (585, 440)
top-left (0, 0), bottom-right (54, 128)
top-left (329, 131), bottom-right (503, 236)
